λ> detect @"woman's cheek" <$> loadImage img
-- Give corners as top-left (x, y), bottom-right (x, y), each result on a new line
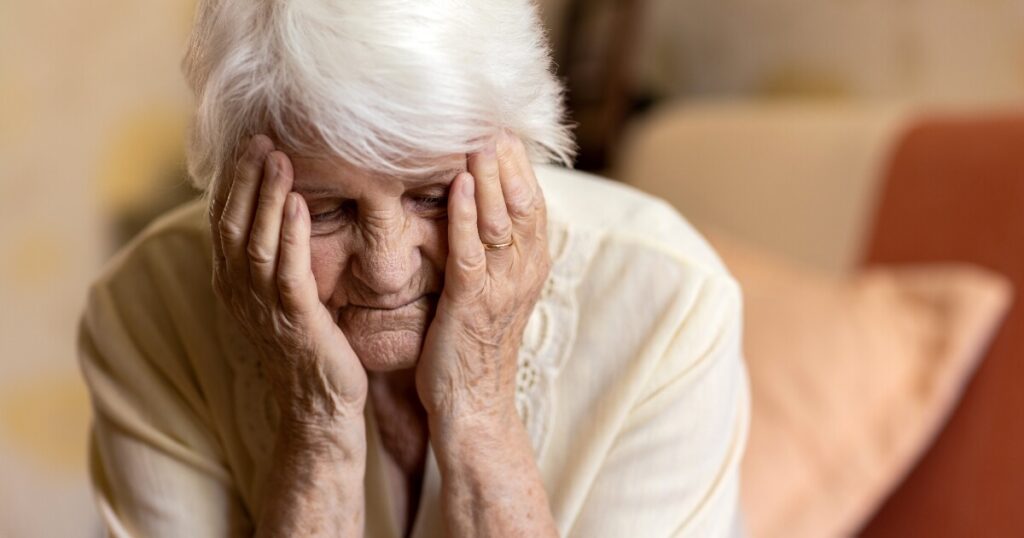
top-left (420, 217), bottom-right (449, 270)
top-left (309, 236), bottom-right (347, 304)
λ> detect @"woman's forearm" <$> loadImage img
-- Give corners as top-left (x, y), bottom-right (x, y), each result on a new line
top-left (256, 417), bottom-right (367, 537)
top-left (430, 406), bottom-right (558, 538)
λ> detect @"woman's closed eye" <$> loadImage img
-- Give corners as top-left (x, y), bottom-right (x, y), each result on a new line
top-left (413, 194), bottom-right (447, 209)
top-left (307, 199), bottom-right (358, 234)
top-left (408, 190), bottom-right (449, 217)
top-left (310, 200), bottom-right (356, 222)
top-left (305, 193), bottom-right (448, 234)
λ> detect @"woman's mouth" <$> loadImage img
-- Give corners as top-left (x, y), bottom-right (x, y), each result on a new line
top-left (336, 294), bottom-right (438, 329)
top-left (353, 296), bottom-right (425, 311)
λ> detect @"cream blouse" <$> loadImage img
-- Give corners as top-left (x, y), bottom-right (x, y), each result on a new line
top-left (78, 164), bottom-right (750, 537)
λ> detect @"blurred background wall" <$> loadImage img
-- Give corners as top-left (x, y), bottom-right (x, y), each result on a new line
top-left (1, 0), bottom-right (1022, 536)
top-left (0, 1), bottom-right (196, 535)
top-left (545, 0), bottom-right (1024, 170)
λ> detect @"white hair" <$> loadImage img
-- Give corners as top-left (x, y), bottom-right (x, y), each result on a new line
top-left (182, 0), bottom-right (576, 193)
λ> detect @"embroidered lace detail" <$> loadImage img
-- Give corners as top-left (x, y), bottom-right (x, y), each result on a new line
top-left (515, 220), bottom-right (597, 455)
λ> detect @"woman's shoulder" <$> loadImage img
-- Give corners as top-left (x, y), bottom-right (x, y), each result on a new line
top-left (520, 166), bottom-right (746, 469)
top-left (536, 164), bottom-right (732, 281)
top-left (84, 198), bottom-right (216, 351)
top-left (90, 198), bottom-right (211, 289)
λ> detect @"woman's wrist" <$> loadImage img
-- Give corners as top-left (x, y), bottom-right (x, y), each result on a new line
top-left (427, 400), bottom-right (558, 537)
top-left (427, 397), bottom-right (518, 435)
top-left (427, 400), bottom-right (521, 467)
top-left (259, 406), bottom-right (367, 537)
top-left (277, 410), bottom-right (367, 462)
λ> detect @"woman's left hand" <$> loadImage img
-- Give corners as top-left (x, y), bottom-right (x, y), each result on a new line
top-left (416, 131), bottom-right (550, 422)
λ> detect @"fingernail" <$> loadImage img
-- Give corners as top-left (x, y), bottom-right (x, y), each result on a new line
top-left (462, 173), bottom-right (475, 197)
top-left (287, 193), bottom-right (299, 217)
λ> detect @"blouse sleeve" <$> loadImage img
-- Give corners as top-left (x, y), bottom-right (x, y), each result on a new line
top-left (568, 274), bottom-right (751, 538)
top-left (78, 237), bottom-right (252, 537)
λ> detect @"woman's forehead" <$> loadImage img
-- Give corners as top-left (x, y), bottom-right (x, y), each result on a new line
top-left (289, 152), bottom-right (465, 194)
top-left (267, 128), bottom-right (467, 180)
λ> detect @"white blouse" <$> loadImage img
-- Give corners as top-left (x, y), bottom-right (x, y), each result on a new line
top-left (79, 164), bottom-right (750, 537)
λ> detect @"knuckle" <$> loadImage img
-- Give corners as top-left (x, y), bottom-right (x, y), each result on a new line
top-left (277, 270), bottom-right (305, 294)
top-left (218, 217), bottom-right (244, 242)
top-left (246, 239), bottom-right (275, 265)
top-left (455, 250), bottom-right (487, 274)
top-left (506, 185), bottom-right (534, 216)
top-left (481, 218), bottom-right (512, 241)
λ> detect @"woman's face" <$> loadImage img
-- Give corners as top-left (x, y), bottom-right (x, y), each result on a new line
top-left (289, 153), bottom-right (466, 372)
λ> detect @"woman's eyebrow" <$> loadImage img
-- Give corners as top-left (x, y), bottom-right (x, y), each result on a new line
top-left (407, 167), bottom-right (464, 186)
top-left (292, 185), bottom-right (342, 197)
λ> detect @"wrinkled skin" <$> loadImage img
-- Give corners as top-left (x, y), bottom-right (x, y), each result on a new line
top-left (209, 130), bottom-right (557, 536)
top-left (209, 129), bottom-right (550, 429)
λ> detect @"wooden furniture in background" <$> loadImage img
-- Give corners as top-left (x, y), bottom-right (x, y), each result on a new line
top-left (555, 0), bottom-right (648, 172)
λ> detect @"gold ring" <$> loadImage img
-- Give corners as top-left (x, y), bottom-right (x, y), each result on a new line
top-left (483, 239), bottom-right (514, 251)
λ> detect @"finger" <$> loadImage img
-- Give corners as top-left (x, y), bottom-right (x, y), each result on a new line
top-left (496, 130), bottom-right (542, 223)
top-left (220, 134), bottom-right (275, 285)
top-left (210, 135), bottom-right (251, 227)
top-left (445, 173), bottom-right (486, 299)
top-left (278, 193), bottom-right (321, 319)
top-left (210, 136), bottom-right (250, 291)
top-left (248, 151), bottom-right (294, 298)
top-left (468, 140), bottom-right (514, 251)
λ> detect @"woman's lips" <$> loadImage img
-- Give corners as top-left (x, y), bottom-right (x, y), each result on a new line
top-left (354, 296), bottom-right (424, 311)
top-left (336, 294), bottom-right (437, 329)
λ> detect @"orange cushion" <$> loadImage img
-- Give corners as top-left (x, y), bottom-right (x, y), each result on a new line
top-left (861, 113), bottom-right (1024, 535)
top-left (709, 232), bottom-right (1012, 537)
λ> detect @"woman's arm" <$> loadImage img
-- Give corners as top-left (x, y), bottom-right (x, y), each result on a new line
top-left (430, 407), bottom-right (557, 537)
top-left (81, 280), bottom-right (255, 537)
top-left (256, 417), bottom-right (366, 537)
top-left (212, 135), bottom-right (370, 536)
top-left (416, 132), bottom-right (558, 537)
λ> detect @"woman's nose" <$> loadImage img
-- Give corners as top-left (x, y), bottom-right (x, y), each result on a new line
top-left (350, 216), bottom-right (422, 296)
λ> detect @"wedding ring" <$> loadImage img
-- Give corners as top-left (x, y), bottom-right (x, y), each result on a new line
top-left (483, 239), bottom-right (514, 251)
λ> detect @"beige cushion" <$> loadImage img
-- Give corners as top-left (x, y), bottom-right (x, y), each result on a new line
top-left (616, 100), bottom-right (910, 274)
top-left (708, 231), bottom-right (1012, 538)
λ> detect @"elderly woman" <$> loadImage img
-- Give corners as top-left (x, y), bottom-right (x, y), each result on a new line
top-left (78, 0), bottom-right (749, 536)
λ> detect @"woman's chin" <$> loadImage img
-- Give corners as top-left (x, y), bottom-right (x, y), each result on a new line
top-left (348, 330), bottom-right (423, 372)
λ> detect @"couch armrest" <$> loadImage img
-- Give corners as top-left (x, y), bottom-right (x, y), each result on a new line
top-left (860, 112), bottom-right (1024, 536)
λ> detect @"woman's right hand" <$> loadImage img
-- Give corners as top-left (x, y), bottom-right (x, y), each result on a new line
top-left (210, 134), bottom-right (367, 433)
